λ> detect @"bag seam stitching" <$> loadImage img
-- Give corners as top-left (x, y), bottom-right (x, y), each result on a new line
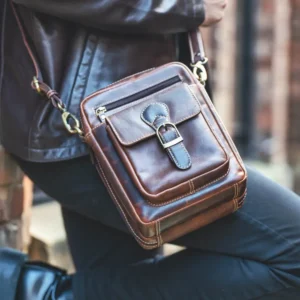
top-left (107, 82), bottom-right (200, 145)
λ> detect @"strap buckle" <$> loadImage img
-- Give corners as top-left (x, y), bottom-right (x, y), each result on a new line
top-left (156, 122), bottom-right (183, 149)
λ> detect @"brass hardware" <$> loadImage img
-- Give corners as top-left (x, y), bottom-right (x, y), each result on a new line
top-left (57, 102), bottom-right (66, 113)
top-left (156, 122), bottom-right (183, 149)
top-left (95, 106), bottom-right (107, 122)
top-left (32, 76), bottom-right (83, 137)
top-left (61, 111), bottom-right (84, 136)
top-left (191, 58), bottom-right (208, 85)
top-left (32, 76), bottom-right (41, 94)
top-left (95, 106), bottom-right (107, 115)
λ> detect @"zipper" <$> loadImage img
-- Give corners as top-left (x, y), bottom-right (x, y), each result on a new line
top-left (95, 75), bottom-right (181, 121)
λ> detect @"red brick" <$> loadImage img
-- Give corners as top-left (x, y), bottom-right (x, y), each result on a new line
top-left (0, 184), bottom-right (24, 222)
top-left (9, 184), bottom-right (24, 220)
top-left (0, 146), bottom-right (23, 186)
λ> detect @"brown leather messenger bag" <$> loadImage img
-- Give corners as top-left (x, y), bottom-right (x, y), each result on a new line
top-left (11, 1), bottom-right (247, 249)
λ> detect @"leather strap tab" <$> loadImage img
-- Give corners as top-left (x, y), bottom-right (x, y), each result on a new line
top-left (141, 103), bottom-right (191, 170)
top-left (0, 248), bottom-right (27, 300)
top-left (188, 29), bottom-right (207, 64)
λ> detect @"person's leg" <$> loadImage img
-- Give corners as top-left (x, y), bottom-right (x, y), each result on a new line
top-left (62, 206), bottom-right (299, 300)
top-left (15, 156), bottom-right (300, 299)
top-left (60, 208), bottom-right (160, 271)
top-left (174, 167), bottom-right (300, 294)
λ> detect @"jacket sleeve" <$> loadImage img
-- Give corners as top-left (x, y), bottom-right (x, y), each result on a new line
top-left (13, 0), bottom-right (205, 34)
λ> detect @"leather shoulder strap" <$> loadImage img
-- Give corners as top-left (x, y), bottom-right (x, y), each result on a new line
top-left (10, 0), bottom-right (207, 83)
top-left (188, 29), bottom-right (206, 64)
top-left (9, 0), bottom-right (208, 136)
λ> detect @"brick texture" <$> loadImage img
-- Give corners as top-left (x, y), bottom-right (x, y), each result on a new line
top-left (287, 0), bottom-right (300, 192)
top-left (205, 1), bottom-right (298, 188)
top-left (0, 146), bottom-right (26, 250)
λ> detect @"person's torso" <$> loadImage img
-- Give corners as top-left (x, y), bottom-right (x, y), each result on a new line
top-left (0, 3), bottom-right (178, 162)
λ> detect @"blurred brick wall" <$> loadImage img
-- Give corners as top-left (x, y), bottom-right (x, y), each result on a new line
top-left (0, 146), bottom-right (32, 250)
top-left (287, 0), bottom-right (300, 192)
top-left (204, 1), bottom-right (298, 187)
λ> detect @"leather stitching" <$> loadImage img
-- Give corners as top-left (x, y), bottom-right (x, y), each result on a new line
top-left (104, 121), bottom-right (231, 204)
top-left (86, 133), bottom-right (246, 250)
top-left (232, 189), bottom-right (247, 212)
top-left (94, 81), bottom-right (181, 112)
top-left (166, 144), bottom-right (191, 169)
top-left (89, 131), bottom-right (245, 225)
top-left (94, 155), bottom-right (158, 248)
top-left (180, 143), bottom-right (192, 168)
top-left (141, 102), bottom-right (191, 170)
top-left (188, 180), bottom-right (193, 194)
top-left (85, 67), bottom-right (155, 107)
top-left (140, 102), bottom-right (170, 130)
top-left (189, 80), bottom-right (246, 178)
top-left (155, 222), bottom-right (160, 247)
top-left (84, 66), bottom-right (247, 233)
top-left (238, 192), bottom-right (247, 209)
top-left (233, 184), bottom-right (237, 198)
top-left (105, 82), bottom-right (201, 145)
top-left (108, 124), bottom-right (230, 206)
top-left (187, 85), bottom-right (228, 158)
top-left (158, 222), bottom-right (163, 245)
top-left (159, 127), bottom-right (191, 170)
top-left (85, 122), bottom-right (105, 139)
top-left (233, 198), bottom-right (238, 212)
top-left (82, 63), bottom-right (187, 107)
top-left (145, 167), bottom-right (230, 207)
top-left (191, 180), bottom-right (195, 194)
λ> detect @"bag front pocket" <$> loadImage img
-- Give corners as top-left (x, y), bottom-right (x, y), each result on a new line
top-left (105, 81), bottom-right (229, 205)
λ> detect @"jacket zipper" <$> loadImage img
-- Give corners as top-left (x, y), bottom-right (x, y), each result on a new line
top-left (95, 75), bottom-right (181, 121)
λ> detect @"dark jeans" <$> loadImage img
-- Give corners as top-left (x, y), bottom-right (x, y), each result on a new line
top-left (16, 156), bottom-right (300, 300)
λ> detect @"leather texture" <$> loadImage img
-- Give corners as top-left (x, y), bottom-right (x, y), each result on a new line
top-left (0, 0), bottom-right (205, 162)
top-left (0, 248), bottom-right (27, 300)
top-left (0, 248), bottom-right (72, 300)
top-left (2, 1), bottom-right (247, 250)
top-left (17, 263), bottom-right (73, 300)
top-left (141, 102), bottom-right (191, 170)
top-left (80, 62), bottom-right (247, 249)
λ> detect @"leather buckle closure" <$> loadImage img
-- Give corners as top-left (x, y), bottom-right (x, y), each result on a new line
top-left (156, 122), bottom-right (183, 149)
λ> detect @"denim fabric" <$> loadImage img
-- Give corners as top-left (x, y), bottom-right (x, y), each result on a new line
top-left (16, 156), bottom-right (300, 300)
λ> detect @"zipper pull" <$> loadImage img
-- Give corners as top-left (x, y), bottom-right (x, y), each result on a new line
top-left (95, 106), bottom-right (107, 122)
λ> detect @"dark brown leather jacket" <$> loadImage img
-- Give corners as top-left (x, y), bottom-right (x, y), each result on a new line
top-left (0, 0), bottom-right (205, 162)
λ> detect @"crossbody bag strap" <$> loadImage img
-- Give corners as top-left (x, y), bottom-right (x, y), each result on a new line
top-left (10, 0), bottom-right (208, 137)
top-left (10, 0), bottom-right (84, 137)
top-left (188, 30), bottom-right (208, 85)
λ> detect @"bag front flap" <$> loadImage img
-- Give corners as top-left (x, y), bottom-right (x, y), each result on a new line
top-left (106, 81), bottom-right (201, 146)
top-left (105, 79), bottom-right (229, 204)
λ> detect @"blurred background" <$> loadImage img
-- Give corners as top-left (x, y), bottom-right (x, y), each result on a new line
top-left (1, 0), bottom-right (299, 271)
top-left (202, 0), bottom-right (297, 190)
